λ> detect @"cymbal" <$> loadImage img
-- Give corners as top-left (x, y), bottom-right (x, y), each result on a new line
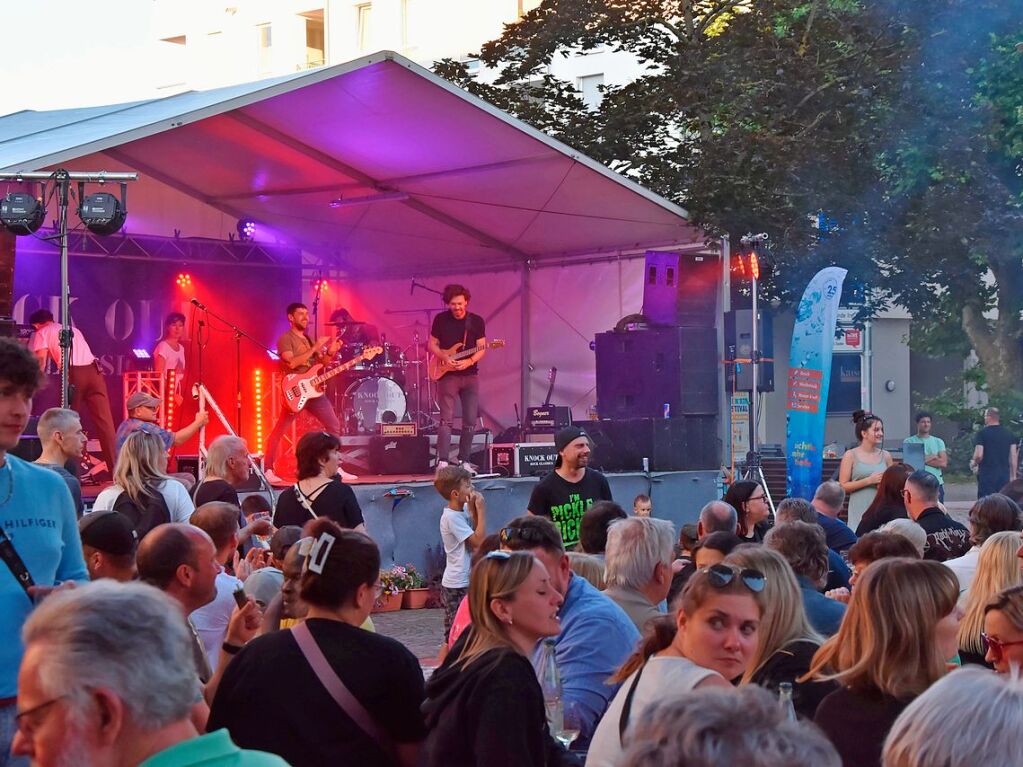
top-left (325, 320), bottom-right (370, 327)
top-left (395, 320), bottom-right (428, 329)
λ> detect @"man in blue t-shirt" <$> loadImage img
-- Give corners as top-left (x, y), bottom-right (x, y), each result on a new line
top-left (0, 339), bottom-right (89, 763)
top-left (811, 480), bottom-right (858, 554)
top-left (903, 411), bottom-right (949, 502)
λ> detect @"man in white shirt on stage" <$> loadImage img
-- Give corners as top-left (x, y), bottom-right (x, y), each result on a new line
top-left (29, 309), bottom-right (117, 474)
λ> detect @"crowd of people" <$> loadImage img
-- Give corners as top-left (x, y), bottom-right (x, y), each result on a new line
top-left (5, 335), bottom-right (1023, 767)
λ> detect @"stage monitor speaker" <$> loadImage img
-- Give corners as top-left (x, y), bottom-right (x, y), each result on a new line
top-left (724, 309), bottom-right (775, 392)
top-left (641, 251), bottom-right (719, 329)
top-left (582, 416), bottom-right (719, 471)
top-left (370, 436), bottom-right (430, 474)
top-left (595, 326), bottom-right (718, 419)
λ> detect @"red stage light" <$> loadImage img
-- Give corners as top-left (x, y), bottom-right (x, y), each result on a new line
top-left (176, 273), bottom-right (192, 288)
top-left (253, 369), bottom-right (264, 454)
top-left (317, 279), bottom-right (329, 292)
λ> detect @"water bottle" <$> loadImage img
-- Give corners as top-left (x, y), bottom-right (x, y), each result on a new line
top-left (539, 639), bottom-right (563, 734)
top-left (778, 682), bottom-right (797, 722)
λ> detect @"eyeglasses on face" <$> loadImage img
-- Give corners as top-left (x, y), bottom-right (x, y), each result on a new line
top-left (15, 696), bottom-right (65, 737)
top-left (980, 632), bottom-right (1023, 656)
top-left (704, 563), bottom-right (766, 593)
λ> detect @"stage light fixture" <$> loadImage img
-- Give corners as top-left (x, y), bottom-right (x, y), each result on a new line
top-left (78, 191), bottom-right (127, 235)
top-left (254, 369), bottom-right (264, 454)
top-left (132, 348), bottom-right (151, 359)
top-left (176, 273), bottom-right (192, 288)
top-left (317, 279), bottom-right (329, 292)
top-left (237, 217), bottom-right (257, 241)
top-left (266, 350), bottom-right (280, 362)
top-left (0, 192), bottom-right (46, 235)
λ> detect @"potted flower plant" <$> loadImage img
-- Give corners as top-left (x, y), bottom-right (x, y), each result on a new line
top-left (373, 566), bottom-right (405, 613)
top-left (399, 564), bottom-right (429, 609)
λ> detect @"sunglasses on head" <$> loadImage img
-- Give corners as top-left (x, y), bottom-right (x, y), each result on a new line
top-left (704, 563), bottom-right (766, 593)
top-left (484, 550), bottom-right (512, 562)
top-left (980, 632), bottom-right (1023, 656)
top-left (499, 526), bottom-right (549, 546)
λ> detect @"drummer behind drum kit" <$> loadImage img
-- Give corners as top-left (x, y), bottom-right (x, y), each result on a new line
top-left (335, 340), bottom-right (411, 434)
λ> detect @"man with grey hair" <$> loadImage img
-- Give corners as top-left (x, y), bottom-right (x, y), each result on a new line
top-left (11, 581), bottom-right (287, 766)
top-left (972, 407), bottom-right (1018, 498)
top-left (775, 497), bottom-right (851, 591)
top-left (34, 407), bottom-right (87, 516)
top-left (812, 480), bottom-right (857, 553)
top-left (696, 500), bottom-right (737, 539)
top-left (603, 516), bottom-right (675, 630)
top-left (620, 685), bottom-right (839, 767)
top-left (194, 435), bottom-right (250, 507)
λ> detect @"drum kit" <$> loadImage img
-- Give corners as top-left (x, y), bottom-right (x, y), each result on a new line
top-left (324, 319), bottom-right (433, 435)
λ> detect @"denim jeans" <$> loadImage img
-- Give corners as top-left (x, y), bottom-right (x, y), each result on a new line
top-left (264, 394), bottom-right (341, 471)
top-left (436, 374), bottom-right (479, 464)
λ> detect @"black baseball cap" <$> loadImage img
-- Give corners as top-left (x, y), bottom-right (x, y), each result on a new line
top-left (79, 511), bottom-right (137, 556)
top-left (554, 426), bottom-right (589, 468)
top-left (270, 525), bottom-right (303, 561)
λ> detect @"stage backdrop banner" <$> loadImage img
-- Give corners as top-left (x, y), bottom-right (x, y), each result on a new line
top-left (13, 248), bottom-right (301, 453)
top-left (785, 266), bottom-right (847, 500)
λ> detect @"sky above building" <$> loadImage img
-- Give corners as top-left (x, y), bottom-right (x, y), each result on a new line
top-left (3, 0), bottom-right (160, 115)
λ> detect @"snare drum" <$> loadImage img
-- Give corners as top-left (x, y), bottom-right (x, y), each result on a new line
top-left (343, 376), bottom-right (408, 434)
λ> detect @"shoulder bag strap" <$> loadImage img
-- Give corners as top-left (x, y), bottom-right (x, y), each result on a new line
top-left (0, 526), bottom-right (35, 598)
top-left (291, 622), bottom-right (394, 757)
top-left (618, 660), bottom-right (648, 742)
top-left (294, 484), bottom-right (319, 519)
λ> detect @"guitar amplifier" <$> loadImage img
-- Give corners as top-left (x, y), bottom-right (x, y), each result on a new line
top-left (527, 406), bottom-right (573, 431)
top-left (369, 436), bottom-right (430, 474)
top-left (380, 422), bottom-right (418, 437)
top-left (490, 443), bottom-right (557, 478)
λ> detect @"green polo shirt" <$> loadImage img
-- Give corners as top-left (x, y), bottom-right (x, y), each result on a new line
top-left (141, 729), bottom-right (290, 767)
top-left (903, 434), bottom-right (947, 485)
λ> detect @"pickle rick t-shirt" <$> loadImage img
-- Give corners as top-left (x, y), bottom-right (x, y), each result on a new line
top-left (527, 468), bottom-right (613, 548)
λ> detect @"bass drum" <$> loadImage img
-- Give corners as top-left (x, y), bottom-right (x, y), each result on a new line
top-left (343, 376), bottom-right (408, 434)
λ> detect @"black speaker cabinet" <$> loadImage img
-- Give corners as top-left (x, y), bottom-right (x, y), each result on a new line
top-left (724, 309), bottom-right (775, 392)
top-left (595, 326), bottom-right (718, 419)
top-left (370, 436), bottom-right (430, 474)
top-left (582, 416), bottom-right (720, 471)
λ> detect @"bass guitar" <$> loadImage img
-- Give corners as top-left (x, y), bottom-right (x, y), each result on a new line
top-left (428, 340), bottom-right (506, 381)
top-left (281, 347), bottom-right (382, 413)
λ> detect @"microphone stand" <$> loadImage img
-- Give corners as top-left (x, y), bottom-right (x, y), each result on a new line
top-left (192, 299), bottom-right (277, 433)
top-left (311, 271), bottom-right (324, 339)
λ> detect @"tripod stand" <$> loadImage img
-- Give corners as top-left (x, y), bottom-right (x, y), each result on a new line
top-left (195, 383), bottom-right (273, 498)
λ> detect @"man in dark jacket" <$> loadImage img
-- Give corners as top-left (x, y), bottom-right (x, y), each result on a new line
top-left (904, 470), bottom-right (970, 562)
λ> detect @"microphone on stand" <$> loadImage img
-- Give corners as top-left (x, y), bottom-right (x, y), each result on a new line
top-left (190, 297), bottom-right (207, 310)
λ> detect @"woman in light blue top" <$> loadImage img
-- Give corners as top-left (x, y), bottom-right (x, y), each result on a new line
top-left (839, 410), bottom-right (893, 531)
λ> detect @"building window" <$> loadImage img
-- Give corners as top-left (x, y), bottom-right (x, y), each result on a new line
top-left (257, 24), bottom-right (272, 74)
top-left (356, 3), bottom-right (372, 51)
top-left (577, 73), bottom-right (604, 110)
top-left (305, 15), bottom-right (325, 68)
top-left (826, 354), bottom-right (862, 415)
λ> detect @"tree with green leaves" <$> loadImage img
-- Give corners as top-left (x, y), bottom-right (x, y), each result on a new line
top-left (434, 0), bottom-right (1023, 410)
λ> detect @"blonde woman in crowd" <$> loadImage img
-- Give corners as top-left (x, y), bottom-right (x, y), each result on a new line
top-left (956, 531), bottom-right (1023, 666)
top-left (982, 584), bottom-right (1023, 674)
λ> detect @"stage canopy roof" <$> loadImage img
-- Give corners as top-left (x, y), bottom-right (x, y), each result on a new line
top-left (0, 51), bottom-right (704, 276)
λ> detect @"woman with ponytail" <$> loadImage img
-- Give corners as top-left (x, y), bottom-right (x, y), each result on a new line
top-left (839, 410), bottom-right (893, 531)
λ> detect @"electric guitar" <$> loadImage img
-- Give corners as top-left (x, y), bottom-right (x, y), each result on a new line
top-left (281, 347), bottom-right (382, 413)
top-left (428, 340), bottom-right (506, 381)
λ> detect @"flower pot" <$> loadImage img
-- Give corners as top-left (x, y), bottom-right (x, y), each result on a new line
top-left (372, 591), bottom-right (404, 613)
top-left (402, 588), bottom-right (430, 609)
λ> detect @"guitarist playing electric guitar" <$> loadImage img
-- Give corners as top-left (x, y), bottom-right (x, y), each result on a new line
top-left (429, 284), bottom-right (486, 474)
top-left (263, 302), bottom-right (346, 484)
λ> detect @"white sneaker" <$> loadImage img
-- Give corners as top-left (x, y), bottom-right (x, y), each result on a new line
top-left (435, 460), bottom-right (450, 473)
top-left (263, 469), bottom-right (286, 486)
top-left (460, 461), bottom-right (478, 477)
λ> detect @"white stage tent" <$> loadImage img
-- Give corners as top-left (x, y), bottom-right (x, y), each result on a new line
top-left (0, 51), bottom-right (720, 435)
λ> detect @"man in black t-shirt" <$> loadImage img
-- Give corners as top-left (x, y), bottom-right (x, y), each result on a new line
top-left (972, 407), bottom-right (1018, 498)
top-left (528, 426), bottom-right (613, 548)
top-left (429, 284), bottom-right (487, 472)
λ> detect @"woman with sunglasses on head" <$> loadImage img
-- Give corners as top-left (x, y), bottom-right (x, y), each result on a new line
top-left (957, 531), bottom-right (1023, 667)
top-left (722, 480), bottom-right (772, 543)
top-left (839, 410), bottom-right (894, 532)
top-left (272, 431), bottom-right (366, 532)
top-left (208, 517), bottom-right (426, 767)
top-left (805, 558), bottom-right (960, 767)
top-left (982, 584), bottom-right (1023, 673)
top-left (855, 463), bottom-right (913, 536)
top-left (585, 564), bottom-right (764, 767)
top-left (724, 546), bottom-right (837, 719)
top-left (423, 550), bottom-right (573, 767)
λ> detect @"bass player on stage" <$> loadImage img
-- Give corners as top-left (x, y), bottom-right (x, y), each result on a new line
top-left (263, 302), bottom-right (344, 484)
top-left (429, 284), bottom-right (486, 473)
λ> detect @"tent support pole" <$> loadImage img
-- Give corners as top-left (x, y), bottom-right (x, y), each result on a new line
top-left (520, 262), bottom-right (531, 426)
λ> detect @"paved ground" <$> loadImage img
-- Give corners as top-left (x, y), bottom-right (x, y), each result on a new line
top-left (374, 608), bottom-right (445, 665)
